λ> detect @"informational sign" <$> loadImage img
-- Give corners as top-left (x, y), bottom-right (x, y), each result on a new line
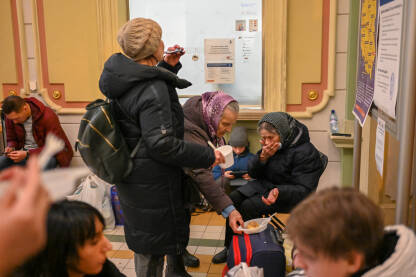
top-left (373, 0), bottom-right (403, 119)
top-left (353, 0), bottom-right (379, 126)
top-left (204, 39), bottom-right (235, 84)
top-left (375, 118), bottom-right (386, 176)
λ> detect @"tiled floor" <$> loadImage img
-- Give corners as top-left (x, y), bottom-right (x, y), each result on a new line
top-left (105, 211), bottom-right (290, 277)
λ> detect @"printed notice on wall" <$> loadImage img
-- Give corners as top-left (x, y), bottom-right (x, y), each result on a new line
top-left (373, 0), bottom-right (403, 118)
top-left (204, 39), bottom-right (235, 84)
top-left (375, 118), bottom-right (386, 176)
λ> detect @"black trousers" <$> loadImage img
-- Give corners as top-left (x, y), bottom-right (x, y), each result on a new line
top-left (224, 190), bottom-right (277, 248)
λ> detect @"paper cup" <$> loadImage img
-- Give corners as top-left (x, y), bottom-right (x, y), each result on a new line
top-left (217, 145), bottom-right (234, 169)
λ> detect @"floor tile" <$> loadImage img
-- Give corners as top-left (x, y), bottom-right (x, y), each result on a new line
top-left (119, 243), bottom-right (130, 250)
top-left (209, 263), bottom-right (226, 274)
top-left (112, 250), bottom-right (134, 259)
top-left (190, 225), bottom-right (207, 232)
top-left (195, 254), bottom-right (214, 264)
top-left (205, 226), bottom-right (223, 233)
top-left (111, 242), bottom-right (123, 250)
top-left (202, 232), bottom-right (221, 240)
top-left (190, 273), bottom-right (208, 277)
top-left (121, 268), bottom-right (136, 277)
top-left (106, 250), bottom-right (117, 258)
top-left (125, 259), bottom-right (135, 269)
top-left (207, 274), bottom-right (222, 277)
top-left (190, 231), bottom-right (204, 239)
top-left (195, 246), bottom-right (216, 255)
top-left (187, 262), bottom-right (210, 273)
top-left (109, 258), bottom-right (129, 271)
top-left (187, 246), bottom-right (197, 254)
top-left (214, 247), bottom-right (225, 254)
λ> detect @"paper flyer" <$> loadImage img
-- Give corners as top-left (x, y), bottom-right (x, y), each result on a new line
top-left (204, 39), bottom-right (235, 84)
top-left (373, 0), bottom-right (403, 118)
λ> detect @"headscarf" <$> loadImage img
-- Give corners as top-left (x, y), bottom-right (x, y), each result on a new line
top-left (258, 112), bottom-right (297, 147)
top-left (201, 91), bottom-right (236, 146)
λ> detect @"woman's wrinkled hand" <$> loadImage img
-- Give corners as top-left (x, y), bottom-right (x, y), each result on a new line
top-left (164, 44), bottom-right (185, 67)
top-left (212, 150), bottom-right (225, 167)
top-left (259, 140), bottom-right (280, 161)
top-left (262, 188), bottom-right (279, 206)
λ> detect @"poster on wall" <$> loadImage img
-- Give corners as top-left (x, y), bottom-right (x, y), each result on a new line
top-left (373, 0), bottom-right (403, 119)
top-left (204, 39), bottom-right (235, 84)
top-left (353, 0), bottom-right (379, 126)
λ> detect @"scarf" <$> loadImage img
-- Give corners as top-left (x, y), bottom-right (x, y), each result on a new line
top-left (201, 91), bottom-right (236, 146)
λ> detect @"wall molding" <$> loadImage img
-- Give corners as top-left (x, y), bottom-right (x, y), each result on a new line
top-left (32, 0), bottom-right (125, 114)
top-left (288, 0), bottom-right (337, 118)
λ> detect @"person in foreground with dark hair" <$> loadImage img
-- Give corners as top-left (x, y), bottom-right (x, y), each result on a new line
top-left (13, 200), bottom-right (124, 277)
top-left (286, 187), bottom-right (416, 277)
top-left (0, 95), bottom-right (73, 170)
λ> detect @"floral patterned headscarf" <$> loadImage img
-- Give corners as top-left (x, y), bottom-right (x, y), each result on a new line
top-left (201, 91), bottom-right (237, 146)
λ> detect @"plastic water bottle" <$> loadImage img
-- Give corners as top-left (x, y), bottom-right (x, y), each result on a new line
top-left (329, 110), bottom-right (339, 134)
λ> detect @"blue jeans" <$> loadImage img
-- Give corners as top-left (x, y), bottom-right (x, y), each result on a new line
top-left (0, 155), bottom-right (58, 171)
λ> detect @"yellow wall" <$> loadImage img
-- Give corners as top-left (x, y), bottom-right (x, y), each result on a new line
top-left (43, 0), bottom-right (102, 102)
top-left (0, 0), bottom-right (18, 89)
top-left (287, 0), bottom-right (323, 105)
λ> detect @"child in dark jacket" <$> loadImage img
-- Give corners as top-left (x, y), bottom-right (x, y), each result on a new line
top-left (212, 126), bottom-right (255, 190)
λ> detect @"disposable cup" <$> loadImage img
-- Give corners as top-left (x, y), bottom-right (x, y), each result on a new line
top-left (217, 145), bottom-right (234, 169)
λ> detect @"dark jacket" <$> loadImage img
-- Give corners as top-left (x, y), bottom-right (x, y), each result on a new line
top-left (99, 53), bottom-right (215, 255)
top-left (87, 260), bottom-right (125, 277)
top-left (212, 149), bottom-right (255, 180)
top-left (240, 119), bottom-right (323, 213)
top-left (183, 96), bottom-right (233, 213)
top-left (5, 97), bottom-right (73, 167)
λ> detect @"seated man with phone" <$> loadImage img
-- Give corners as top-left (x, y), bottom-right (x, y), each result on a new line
top-left (212, 126), bottom-right (255, 192)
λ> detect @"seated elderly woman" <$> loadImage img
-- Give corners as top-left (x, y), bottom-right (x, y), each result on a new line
top-left (212, 112), bottom-right (325, 263)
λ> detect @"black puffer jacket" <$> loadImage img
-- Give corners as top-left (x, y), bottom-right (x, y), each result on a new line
top-left (241, 119), bottom-right (323, 213)
top-left (99, 53), bottom-right (215, 255)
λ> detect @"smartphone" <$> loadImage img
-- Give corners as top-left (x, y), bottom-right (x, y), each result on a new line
top-left (164, 48), bottom-right (184, 55)
top-left (230, 171), bottom-right (248, 178)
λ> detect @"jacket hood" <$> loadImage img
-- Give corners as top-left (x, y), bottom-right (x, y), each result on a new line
top-left (362, 225), bottom-right (416, 277)
top-left (99, 53), bottom-right (192, 99)
top-left (285, 119), bottom-right (310, 149)
top-left (183, 96), bottom-right (210, 136)
top-left (26, 97), bottom-right (45, 122)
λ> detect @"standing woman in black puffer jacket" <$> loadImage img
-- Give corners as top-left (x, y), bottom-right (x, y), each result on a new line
top-left (98, 18), bottom-right (224, 277)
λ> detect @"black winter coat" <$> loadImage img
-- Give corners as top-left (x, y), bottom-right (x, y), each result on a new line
top-left (99, 53), bottom-right (215, 255)
top-left (240, 120), bottom-right (323, 213)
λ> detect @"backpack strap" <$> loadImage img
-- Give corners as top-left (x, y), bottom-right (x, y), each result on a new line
top-left (232, 235), bottom-right (241, 266)
top-left (110, 98), bottom-right (141, 157)
top-left (243, 233), bottom-right (252, 266)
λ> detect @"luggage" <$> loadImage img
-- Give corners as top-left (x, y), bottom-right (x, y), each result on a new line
top-left (224, 224), bottom-right (286, 277)
top-left (110, 186), bottom-right (125, 225)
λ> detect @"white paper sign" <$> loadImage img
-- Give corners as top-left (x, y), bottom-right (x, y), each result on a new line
top-left (373, 0), bottom-right (403, 118)
top-left (375, 118), bottom-right (386, 176)
top-left (204, 39), bottom-right (235, 84)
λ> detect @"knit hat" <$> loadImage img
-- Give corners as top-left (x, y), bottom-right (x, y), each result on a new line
top-left (258, 112), bottom-right (294, 145)
top-left (117, 18), bottom-right (162, 62)
top-left (229, 126), bottom-right (249, 147)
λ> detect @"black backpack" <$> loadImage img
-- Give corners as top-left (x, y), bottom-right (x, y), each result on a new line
top-left (75, 99), bottom-right (140, 184)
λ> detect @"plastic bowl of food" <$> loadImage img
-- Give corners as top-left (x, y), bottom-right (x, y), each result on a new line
top-left (237, 217), bottom-right (272, 234)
